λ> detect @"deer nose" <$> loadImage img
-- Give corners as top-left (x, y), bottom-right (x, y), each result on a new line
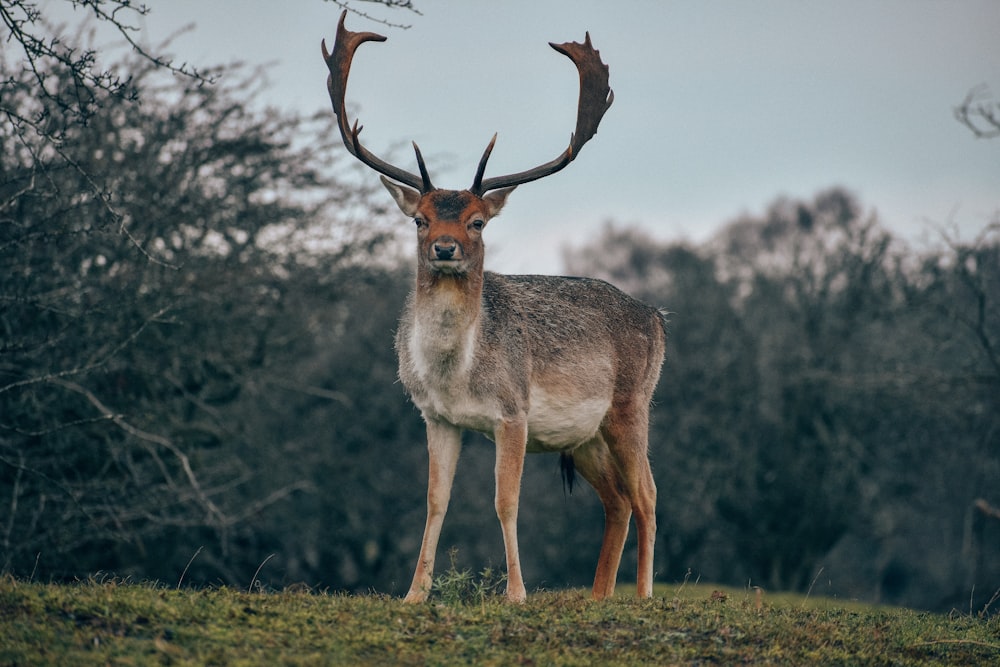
top-left (433, 238), bottom-right (459, 261)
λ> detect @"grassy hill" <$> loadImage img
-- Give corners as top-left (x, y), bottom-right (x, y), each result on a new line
top-left (1, 574), bottom-right (997, 665)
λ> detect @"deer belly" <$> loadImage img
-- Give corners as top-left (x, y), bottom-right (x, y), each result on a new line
top-left (526, 385), bottom-right (610, 451)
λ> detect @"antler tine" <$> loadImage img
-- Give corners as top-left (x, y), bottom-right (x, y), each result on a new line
top-left (323, 11), bottom-right (432, 191)
top-left (471, 133), bottom-right (498, 194)
top-left (472, 32), bottom-right (613, 196)
top-left (412, 141), bottom-right (433, 192)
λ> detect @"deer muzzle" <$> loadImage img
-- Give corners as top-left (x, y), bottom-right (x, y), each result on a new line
top-left (430, 236), bottom-right (462, 262)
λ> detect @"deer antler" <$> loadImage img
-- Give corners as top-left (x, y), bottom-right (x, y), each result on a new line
top-left (323, 11), bottom-right (612, 196)
top-left (322, 11), bottom-right (433, 192)
top-left (471, 32), bottom-right (614, 196)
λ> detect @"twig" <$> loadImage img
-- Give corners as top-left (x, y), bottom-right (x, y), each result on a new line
top-left (673, 568), bottom-right (692, 600)
top-left (802, 566), bottom-right (824, 606)
top-left (329, 0), bottom-right (421, 29)
top-left (177, 546), bottom-right (204, 589)
top-left (248, 553), bottom-right (276, 593)
top-left (29, 553), bottom-right (40, 583)
top-left (981, 587), bottom-right (1000, 618)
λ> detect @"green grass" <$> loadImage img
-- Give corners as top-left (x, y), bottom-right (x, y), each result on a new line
top-left (1, 574), bottom-right (997, 665)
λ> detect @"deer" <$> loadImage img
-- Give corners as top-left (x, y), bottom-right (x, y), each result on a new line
top-left (322, 11), bottom-right (666, 603)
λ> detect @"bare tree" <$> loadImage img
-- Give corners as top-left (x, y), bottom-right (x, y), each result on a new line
top-left (0, 0), bottom-right (419, 230)
top-left (1, 0), bottom-right (211, 123)
top-left (0, 23), bottom-right (396, 581)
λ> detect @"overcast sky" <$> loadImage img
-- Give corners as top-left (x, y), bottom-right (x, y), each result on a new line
top-left (42, 0), bottom-right (1000, 274)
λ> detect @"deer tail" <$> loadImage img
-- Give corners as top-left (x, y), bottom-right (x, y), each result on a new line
top-left (560, 452), bottom-right (576, 495)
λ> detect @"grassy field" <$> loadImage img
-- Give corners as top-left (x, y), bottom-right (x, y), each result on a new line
top-left (1, 574), bottom-right (998, 665)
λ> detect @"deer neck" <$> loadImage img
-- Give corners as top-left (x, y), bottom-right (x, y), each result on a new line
top-left (410, 269), bottom-right (484, 380)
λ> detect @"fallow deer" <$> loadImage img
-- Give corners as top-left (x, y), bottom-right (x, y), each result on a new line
top-left (322, 11), bottom-right (666, 603)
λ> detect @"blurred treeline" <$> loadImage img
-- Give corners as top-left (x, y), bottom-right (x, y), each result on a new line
top-left (2, 48), bottom-right (998, 613)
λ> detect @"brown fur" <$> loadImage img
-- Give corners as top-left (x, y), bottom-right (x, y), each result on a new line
top-left (388, 182), bottom-right (666, 603)
top-left (322, 11), bottom-right (654, 603)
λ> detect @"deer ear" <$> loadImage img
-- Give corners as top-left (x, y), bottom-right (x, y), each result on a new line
top-left (380, 176), bottom-right (422, 217)
top-left (482, 186), bottom-right (517, 219)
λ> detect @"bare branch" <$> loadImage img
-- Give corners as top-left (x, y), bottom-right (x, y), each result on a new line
top-left (955, 84), bottom-right (1000, 139)
top-left (2, 1), bottom-right (194, 267)
top-left (327, 0), bottom-right (421, 29)
top-left (51, 379), bottom-right (229, 527)
top-left (0, 305), bottom-right (172, 395)
top-left (1, 0), bottom-right (213, 124)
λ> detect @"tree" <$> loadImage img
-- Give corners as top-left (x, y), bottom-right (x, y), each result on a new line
top-left (565, 226), bottom-right (754, 582)
top-left (708, 190), bottom-right (898, 590)
top-left (1, 1), bottom-right (214, 264)
top-left (564, 191), bottom-right (999, 609)
top-left (1, 0), bottom-right (420, 254)
top-left (0, 30), bottom-right (404, 582)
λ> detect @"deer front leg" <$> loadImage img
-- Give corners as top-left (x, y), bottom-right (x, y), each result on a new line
top-left (404, 419), bottom-right (462, 603)
top-left (494, 418), bottom-right (528, 602)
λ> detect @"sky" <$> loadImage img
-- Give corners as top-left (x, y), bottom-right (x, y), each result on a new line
top-left (41, 0), bottom-right (1000, 274)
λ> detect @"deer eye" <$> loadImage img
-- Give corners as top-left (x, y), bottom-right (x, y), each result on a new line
top-left (469, 219), bottom-right (485, 232)
top-left (413, 217), bottom-right (426, 228)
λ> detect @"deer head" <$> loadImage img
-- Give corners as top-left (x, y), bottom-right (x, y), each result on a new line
top-left (321, 10), bottom-right (614, 279)
top-left (378, 184), bottom-right (512, 279)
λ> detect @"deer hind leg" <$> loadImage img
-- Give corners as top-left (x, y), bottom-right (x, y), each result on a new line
top-left (404, 420), bottom-right (462, 603)
top-left (571, 436), bottom-right (632, 600)
top-left (600, 403), bottom-right (657, 598)
top-left (494, 418), bottom-right (529, 602)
